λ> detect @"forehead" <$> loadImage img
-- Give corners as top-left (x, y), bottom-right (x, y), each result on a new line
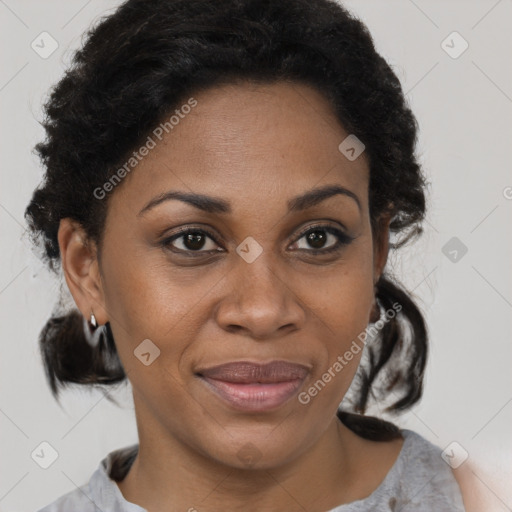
top-left (109, 80), bottom-right (369, 217)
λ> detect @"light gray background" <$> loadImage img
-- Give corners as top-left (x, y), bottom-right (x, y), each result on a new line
top-left (1, 1), bottom-right (511, 510)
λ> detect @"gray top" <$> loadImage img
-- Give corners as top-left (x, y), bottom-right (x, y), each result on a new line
top-left (37, 429), bottom-right (466, 511)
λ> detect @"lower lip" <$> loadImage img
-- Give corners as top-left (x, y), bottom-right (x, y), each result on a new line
top-left (199, 376), bottom-right (305, 412)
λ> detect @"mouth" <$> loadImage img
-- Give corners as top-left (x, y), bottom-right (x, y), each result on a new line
top-left (195, 361), bottom-right (309, 412)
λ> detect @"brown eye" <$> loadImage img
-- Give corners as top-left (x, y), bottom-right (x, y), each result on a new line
top-left (292, 224), bottom-right (354, 254)
top-left (162, 228), bottom-right (222, 254)
top-left (302, 230), bottom-right (330, 250)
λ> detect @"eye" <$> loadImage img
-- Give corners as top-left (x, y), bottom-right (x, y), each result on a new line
top-left (291, 224), bottom-right (354, 254)
top-left (161, 227), bottom-right (222, 255)
top-left (161, 223), bottom-right (354, 257)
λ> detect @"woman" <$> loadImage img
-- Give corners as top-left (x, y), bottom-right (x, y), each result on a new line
top-left (27, 0), bottom-right (467, 510)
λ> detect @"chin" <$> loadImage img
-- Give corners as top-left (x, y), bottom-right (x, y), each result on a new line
top-left (200, 428), bottom-right (311, 471)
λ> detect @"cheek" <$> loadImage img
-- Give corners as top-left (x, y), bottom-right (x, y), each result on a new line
top-left (102, 234), bottom-right (212, 325)
top-left (100, 241), bottom-right (234, 389)
top-left (303, 241), bottom-right (375, 336)
top-left (298, 244), bottom-right (374, 399)
top-left (296, 281), bottom-right (371, 417)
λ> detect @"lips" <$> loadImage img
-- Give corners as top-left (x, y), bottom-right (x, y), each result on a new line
top-left (196, 361), bottom-right (309, 412)
top-left (197, 361), bottom-right (309, 383)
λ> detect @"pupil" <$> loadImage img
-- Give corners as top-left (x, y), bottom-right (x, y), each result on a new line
top-left (182, 230), bottom-right (328, 251)
top-left (185, 233), bottom-right (205, 250)
top-left (308, 230), bottom-right (326, 249)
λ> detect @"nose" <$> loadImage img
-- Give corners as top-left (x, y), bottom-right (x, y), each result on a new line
top-left (214, 253), bottom-right (306, 340)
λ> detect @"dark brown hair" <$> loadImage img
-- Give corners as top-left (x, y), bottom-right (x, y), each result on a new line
top-left (25, 0), bottom-right (428, 437)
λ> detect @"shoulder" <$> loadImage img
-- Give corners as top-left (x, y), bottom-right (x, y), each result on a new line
top-left (36, 444), bottom-right (139, 512)
top-left (390, 429), bottom-right (466, 511)
top-left (36, 483), bottom-right (96, 512)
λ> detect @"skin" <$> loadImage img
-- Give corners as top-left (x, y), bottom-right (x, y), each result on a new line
top-left (58, 80), bottom-right (405, 512)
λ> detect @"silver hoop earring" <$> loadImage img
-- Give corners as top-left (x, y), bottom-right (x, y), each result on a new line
top-left (83, 313), bottom-right (104, 348)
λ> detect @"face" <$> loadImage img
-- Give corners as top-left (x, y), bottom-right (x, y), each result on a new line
top-left (62, 80), bottom-right (390, 470)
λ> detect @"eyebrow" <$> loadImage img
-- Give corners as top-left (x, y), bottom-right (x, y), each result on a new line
top-left (137, 184), bottom-right (361, 217)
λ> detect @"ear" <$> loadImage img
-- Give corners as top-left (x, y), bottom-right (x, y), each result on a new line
top-left (57, 218), bottom-right (108, 325)
top-left (372, 212), bottom-right (392, 286)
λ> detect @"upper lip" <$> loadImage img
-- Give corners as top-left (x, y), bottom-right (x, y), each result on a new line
top-left (196, 361), bottom-right (310, 383)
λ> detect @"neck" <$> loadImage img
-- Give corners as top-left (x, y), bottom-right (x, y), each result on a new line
top-left (117, 413), bottom-right (371, 512)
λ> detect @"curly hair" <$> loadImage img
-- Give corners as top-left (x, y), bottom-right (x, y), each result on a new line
top-left (25, 0), bottom-right (428, 437)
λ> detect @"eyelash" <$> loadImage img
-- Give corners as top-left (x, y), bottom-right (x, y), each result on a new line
top-left (160, 223), bottom-right (354, 257)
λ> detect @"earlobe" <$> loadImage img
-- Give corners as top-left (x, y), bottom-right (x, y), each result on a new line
top-left (57, 218), bottom-right (107, 325)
